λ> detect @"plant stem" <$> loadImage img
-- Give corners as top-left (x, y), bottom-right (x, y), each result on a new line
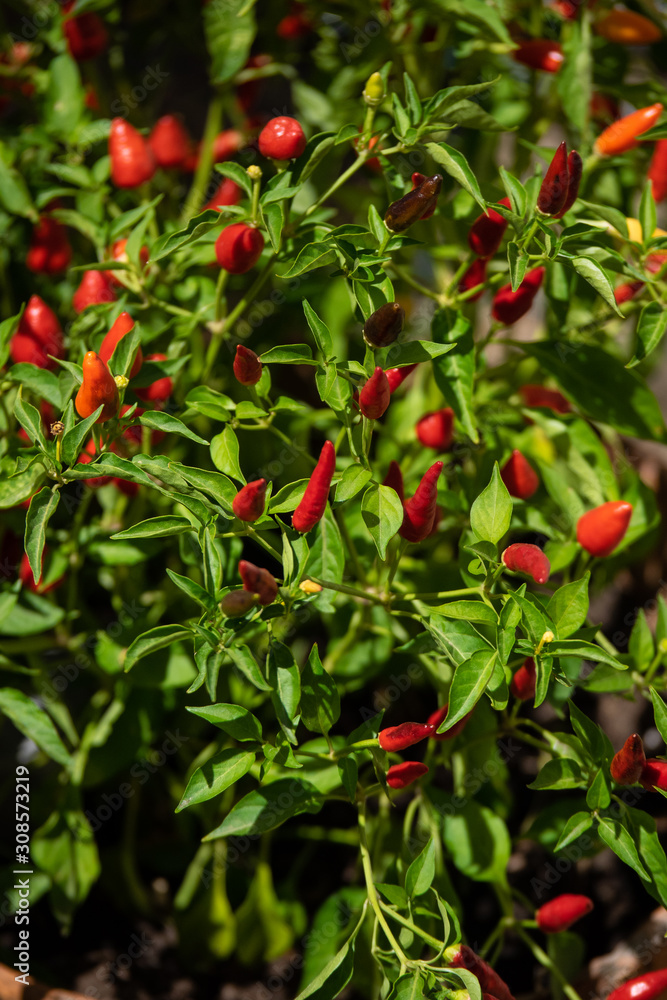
top-left (516, 926), bottom-right (584, 1000)
top-left (181, 88), bottom-right (225, 223)
top-left (358, 798), bottom-right (412, 968)
top-left (310, 576), bottom-right (386, 605)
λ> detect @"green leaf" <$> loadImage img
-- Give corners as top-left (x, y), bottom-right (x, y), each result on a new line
top-left (124, 624), bottom-right (191, 672)
top-left (383, 340), bottom-right (454, 366)
top-left (650, 688), bottom-right (667, 745)
top-left (294, 929), bottom-right (357, 1000)
top-left (555, 811), bottom-right (593, 851)
top-left (508, 241), bottom-right (528, 292)
top-left (431, 601), bottom-right (498, 624)
top-left (470, 463), bottom-right (512, 544)
top-left (24, 487), bottom-right (60, 583)
top-left (629, 609), bottom-right (654, 668)
top-left (639, 181), bottom-right (657, 248)
top-left (0, 145), bottom-right (36, 220)
top-left (334, 465), bottom-right (372, 504)
top-left (268, 641), bottom-right (301, 745)
top-left (0, 688), bottom-right (71, 767)
top-left (44, 53), bottom-right (84, 139)
top-left (597, 816), bottom-right (649, 879)
top-left (210, 426), bottom-right (245, 482)
top-left (187, 702), bottom-right (263, 741)
top-left (499, 167), bottom-right (527, 216)
top-left (278, 242), bottom-right (337, 279)
top-left (260, 344), bottom-right (314, 364)
top-left (571, 256), bottom-right (621, 314)
top-left (300, 644), bottom-right (340, 736)
top-left (425, 142), bottom-right (485, 209)
top-left (405, 838), bottom-right (436, 897)
top-left (149, 210), bottom-right (221, 262)
top-left (577, 199), bottom-right (628, 238)
top-left (546, 575), bottom-right (589, 638)
top-left (586, 768), bottom-right (611, 810)
top-left (203, 0), bottom-right (256, 84)
top-left (441, 796), bottom-right (511, 883)
top-left (303, 300), bottom-right (334, 359)
top-left (204, 777), bottom-right (322, 839)
top-left (166, 568), bottom-right (217, 614)
top-left (176, 748), bottom-right (256, 812)
top-left (361, 484), bottom-right (404, 559)
top-left (140, 410), bottom-right (209, 446)
top-left (529, 758), bottom-right (584, 790)
top-left (261, 199), bottom-right (284, 253)
top-left (556, 17), bottom-right (592, 133)
top-left (269, 479), bottom-right (308, 514)
top-left (61, 405), bottom-right (103, 466)
top-left (432, 310), bottom-right (478, 442)
top-left (111, 516), bottom-right (194, 540)
top-left (445, 648), bottom-right (497, 727)
top-left (15, 388), bottom-right (46, 450)
top-left (627, 302), bottom-right (667, 368)
top-left (227, 645), bottom-right (272, 692)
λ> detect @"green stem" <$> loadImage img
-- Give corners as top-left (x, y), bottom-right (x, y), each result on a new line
top-left (214, 268), bottom-right (229, 323)
top-left (245, 525), bottom-right (282, 562)
top-left (398, 586), bottom-right (483, 601)
top-left (358, 798), bottom-right (411, 968)
top-left (516, 926), bottom-right (584, 1000)
top-left (302, 153), bottom-right (372, 221)
top-left (379, 900), bottom-right (443, 951)
top-left (181, 88), bottom-right (225, 223)
top-left (310, 576), bottom-right (386, 605)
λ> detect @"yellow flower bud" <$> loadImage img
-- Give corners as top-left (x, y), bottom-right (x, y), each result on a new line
top-left (363, 72), bottom-right (385, 107)
top-left (299, 579), bottom-right (323, 594)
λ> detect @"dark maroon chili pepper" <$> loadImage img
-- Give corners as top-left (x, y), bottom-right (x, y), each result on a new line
top-left (492, 267), bottom-right (545, 325)
top-left (640, 758), bottom-right (667, 791)
top-left (238, 560), bottom-right (278, 606)
top-left (220, 590), bottom-right (259, 616)
top-left (510, 657), bottom-right (536, 700)
top-left (536, 895), bottom-right (594, 933)
top-left (537, 141), bottom-right (570, 216)
top-left (292, 440), bottom-right (336, 533)
top-left (501, 543), bottom-right (550, 584)
top-left (232, 479), bottom-right (267, 522)
top-left (387, 761), bottom-right (429, 789)
top-left (411, 172), bottom-right (437, 218)
top-left (400, 461), bottom-right (443, 543)
top-left (363, 302), bottom-right (405, 348)
top-left (500, 450), bottom-right (539, 499)
top-left (359, 366), bottom-right (391, 419)
top-left (428, 704), bottom-right (473, 740)
top-left (468, 198), bottom-right (511, 258)
top-left (608, 969), bottom-right (667, 1000)
top-left (386, 364), bottom-right (418, 393)
top-left (555, 150), bottom-right (583, 218)
top-left (458, 257), bottom-right (487, 300)
top-left (378, 722), bottom-right (435, 751)
top-left (444, 945), bottom-right (515, 1000)
top-left (382, 460), bottom-right (404, 502)
top-left (233, 344), bottom-right (262, 386)
top-left (610, 733), bottom-right (646, 785)
top-left (384, 174), bottom-right (443, 232)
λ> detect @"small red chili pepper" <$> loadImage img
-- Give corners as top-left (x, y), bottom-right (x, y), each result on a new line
top-left (19, 549), bottom-right (64, 594)
top-left (500, 450), bottom-right (539, 499)
top-left (595, 9), bottom-right (662, 45)
top-left (551, 0), bottom-right (583, 18)
top-left (363, 302), bottom-right (405, 348)
top-left (359, 366), bottom-right (391, 419)
top-left (537, 141), bottom-right (570, 216)
top-left (458, 258), bottom-right (487, 300)
top-left (646, 252), bottom-right (667, 276)
top-left (292, 440), bottom-right (336, 533)
top-left (501, 544), bottom-right (551, 584)
top-left (62, 0), bottom-right (108, 61)
top-left (512, 39), bottom-right (564, 73)
top-left (416, 409), bottom-right (454, 450)
top-left (379, 722), bottom-right (435, 751)
top-left (428, 704), bottom-right (473, 740)
top-left (203, 178), bottom-right (243, 212)
top-left (576, 501), bottom-right (632, 557)
top-left (220, 590), bottom-right (259, 616)
top-left (555, 150), bottom-right (583, 218)
top-left (648, 139), bottom-right (667, 203)
top-left (239, 559), bottom-right (278, 606)
top-left (215, 223), bottom-right (265, 273)
top-left (608, 969), bottom-right (667, 1000)
top-left (385, 364), bottom-right (418, 393)
top-left (277, 3), bottom-right (312, 39)
top-left (232, 479), bottom-right (267, 523)
top-left (99, 311), bottom-right (142, 378)
top-left (519, 384), bottom-right (571, 413)
top-left (594, 103), bottom-right (663, 157)
top-left (149, 115), bottom-right (190, 169)
top-left (387, 761), bottom-right (429, 789)
top-left (615, 280), bottom-right (644, 305)
top-left (10, 295), bottom-right (64, 370)
top-left (233, 344), bottom-right (262, 385)
top-left (75, 351), bottom-right (119, 422)
top-left (212, 129), bottom-right (244, 162)
top-left (72, 270), bottom-right (117, 313)
top-left (382, 460), bottom-right (404, 502)
top-left (400, 461), bottom-right (443, 543)
top-left (134, 353), bottom-right (173, 403)
top-left (109, 118), bottom-right (156, 188)
top-left (492, 267), bottom-right (545, 325)
top-left (510, 657), bottom-right (536, 700)
top-left (640, 758), bottom-right (667, 790)
top-left (468, 198), bottom-right (511, 258)
top-left (536, 894), bottom-right (594, 933)
top-left (444, 945), bottom-right (515, 1000)
top-left (411, 172), bottom-right (438, 219)
top-left (610, 733), bottom-right (646, 785)
top-left (384, 175), bottom-right (443, 232)
top-left (258, 116), bottom-right (307, 160)
top-left (27, 216), bottom-right (72, 275)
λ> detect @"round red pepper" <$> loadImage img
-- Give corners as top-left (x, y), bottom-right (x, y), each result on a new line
top-left (258, 116), bottom-right (307, 160)
top-left (576, 501), bottom-right (632, 557)
top-left (203, 178), bottom-right (243, 212)
top-left (149, 115), bottom-right (190, 169)
top-left (109, 119), bottom-right (156, 188)
top-left (215, 223), bottom-right (264, 274)
top-left (501, 544), bottom-right (551, 584)
top-left (416, 409), bottom-right (454, 450)
top-left (512, 39), bottom-right (564, 73)
top-left (519, 384), bottom-right (570, 414)
top-left (134, 354), bottom-right (173, 403)
top-left (648, 139), bottom-right (667, 203)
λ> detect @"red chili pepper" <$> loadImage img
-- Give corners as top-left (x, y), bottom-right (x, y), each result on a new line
top-left (220, 590), bottom-right (259, 616)
top-left (239, 559), bottom-right (278, 605)
top-left (468, 198), bottom-right (511, 258)
top-left (648, 139), bottom-right (667, 203)
top-left (258, 116), bottom-right (307, 160)
top-left (134, 353), bottom-right (173, 403)
top-left (77, 437), bottom-right (113, 488)
top-left (536, 894), bottom-right (594, 933)
top-left (385, 364), bottom-right (418, 393)
top-left (73, 270), bottom-right (117, 313)
top-left (615, 280), bottom-right (645, 305)
top-left (400, 461), bottom-right (443, 543)
top-left (62, 0), bottom-right (108, 61)
top-left (537, 141), bottom-right (570, 216)
top-left (382, 460), bottom-right (404, 502)
top-left (19, 549), bottom-right (64, 594)
top-left (519, 384), bottom-right (571, 413)
top-left (445, 945), bottom-right (515, 1000)
top-left (75, 351), bottom-right (119, 422)
top-left (500, 450), bottom-right (539, 499)
top-left (458, 258), bottom-right (487, 300)
top-left (555, 150), bottom-right (583, 218)
top-left (292, 440), bottom-right (336, 533)
top-left (387, 761), bottom-right (429, 789)
top-left (99, 311), bottom-right (142, 379)
top-left (595, 9), bottom-right (662, 44)
top-left (501, 543), bottom-right (551, 584)
top-left (428, 704), bottom-right (473, 740)
top-left (10, 295), bottom-right (64, 370)
top-left (149, 115), bottom-right (190, 169)
top-left (378, 722), bottom-right (435, 751)
top-left (215, 223), bottom-right (265, 273)
top-left (512, 39), bottom-right (564, 73)
top-left (510, 657), bottom-right (536, 700)
top-left (212, 129), bottom-right (244, 162)
top-left (363, 302), bottom-right (405, 348)
top-left (576, 500), bottom-right (632, 557)
top-left (233, 344), bottom-right (263, 385)
top-left (109, 119), bottom-right (156, 188)
top-left (492, 267), bottom-right (545, 325)
top-left (608, 969), bottom-right (667, 1000)
top-left (385, 174), bottom-right (443, 232)
top-left (106, 238), bottom-right (150, 287)
top-left (203, 178), bottom-right (243, 212)
top-left (359, 366), bottom-right (391, 419)
top-left (611, 733), bottom-right (646, 785)
top-left (416, 409), bottom-right (454, 450)
top-left (646, 252), bottom-right (667, 276)
top-left (27, 216), bottom-right (72, 275)
top-left (232, 479), bottom-right (267, 523)
top-left (551, 0), bottom-right (583, 18)
top-left (411, 172), bottom-right (438, 219)
top-left (640, 758), bottom-right (667, 790)
top-left (594, 103), bottom-right (663, 157)
top-left (277, 3), bottom-right (312, 39)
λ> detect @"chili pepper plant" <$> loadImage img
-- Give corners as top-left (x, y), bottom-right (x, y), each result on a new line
top-left (2, 1), bottom-right (667, 997)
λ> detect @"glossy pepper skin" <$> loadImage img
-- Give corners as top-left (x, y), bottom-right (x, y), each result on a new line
top-left (502, 543), bottom-right (550, 584)
top-left (537, 141), bottom-right (570, 216)
top-left (411, 172), bottom-right (437, 219)
top-left (203, 177), bottom-right (242, 212)
top-left (428, 704), bottom-right (472, 740)
top-left (72, 270), bottom-right (117, 313)
top-left (258, 116), bottom-right (307, 160)
top-left (492, 267), bottom-right (545, 325)
top-left (648, 140), bottom-right (667, 203)
top-left (519, 384), bottom-right (570, 414)
top-left (134, 354), bottom-right (173, 403)
top-left (378, 722), bottom-right (435, 752)
top-left (75, 351), bottom-right (119, 422)
top-left (385, 174), bottom-right (443, 233)
top-left (233, 345), bottom-right (262, 386)
top-left (611, 733), bottom-right (646, 785)
top-left (512, 39), bottom-right (564, 73)
top-left (458, 258), bottom-right (487, 300)
top-left (109, 119), bottom-right (156, 188)
top-left (382, 461), bottom-right (404, 502)
top-left (639, 759), bottom-right (667, 791)
top-left (220, 590), bottom-right (259, 617)
top-left (576, 501), bottom-right (632, 557)
top-left (386, 364), bottom-right (418, 393)
top-left (10, 295), bottom-right (64, 370)
top-left (416, 409), bottom-right (454, 450)
top-left (608, 969), bottom-right (667, 1000)
top-left (99, 311), bottom-right (142, 379)
top-left (615, 280), bottom-right (645, 305)
top-left (359, 367), bottom-right (391, 419)
top-left (363, 302), bottom-right (405, 348)
top-left (27, 216), bottom-right (72, 275)
top-left (594, 103), bottom-right (663, 157)
top-left (149, 115), bottom-right (190, 168)
top-left (536, 895), bottom-right (594, 933)
top-left (444, 945), bottom-right (515, 1000)
top-left (62, 0), bottom-right (108, 61)
top-left (400, 461), bottom-right (443, 543)
top-left (387, 761), bottom-right (429, 789)
top-left (292, 440), bottom-right (336, 533)
top-left (469, 198), bottom-right (511, 258)
top-left (215, 223), bottom-right (264, 273)
top-left (595, 10), bottom-right (662, 44)
top-left (510, 657), bottom-right (536, 700)
top-left (232, 479), bottom-right (267, 522)
top-left (501, 450), bottom-right (539, 499)
top-left (239, 560), bottom-right (278, 606)
top-left (555, 150), bottom-right (583, 219)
